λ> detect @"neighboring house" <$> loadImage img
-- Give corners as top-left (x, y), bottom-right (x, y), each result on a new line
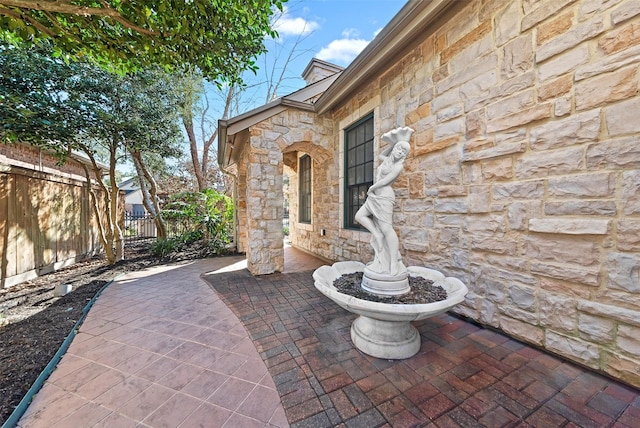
top-left (218, 0), bottom-right (640, 387)
top-left (119, 177), bottom-right (147, 216)
top-left (0, 143), bottom-right (107, 288)
top-left (118, 177), bottom-right (158, 239)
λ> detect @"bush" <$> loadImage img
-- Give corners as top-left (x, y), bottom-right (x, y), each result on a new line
top-left (160, 189), bottom-right (233, 254)
top-left (150, 238), bottom-right (177, 258)
top-left (181, 230), bottom-right (203, 244)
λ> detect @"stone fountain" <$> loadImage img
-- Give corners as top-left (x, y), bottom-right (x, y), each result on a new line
top-left (313, 127), bottom-right (468, 359)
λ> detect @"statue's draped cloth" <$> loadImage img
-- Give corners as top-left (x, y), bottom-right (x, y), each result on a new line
top-left (363, 193), bottom-right (405, 275)
top-left (362, 193), bottom-right (394, 224)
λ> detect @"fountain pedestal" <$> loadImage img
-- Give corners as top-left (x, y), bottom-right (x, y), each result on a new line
top-left (351, 315), bottom-right (420, 359)
top-left (361, 267), bottom-right (410, 296)
top-left (313, 261), bottom-right (468, 360)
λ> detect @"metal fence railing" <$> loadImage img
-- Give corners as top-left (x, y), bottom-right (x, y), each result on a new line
top-left (124, 213), bottom-right (202, 242)
top-left (123, 213), bottom-right (157, 242)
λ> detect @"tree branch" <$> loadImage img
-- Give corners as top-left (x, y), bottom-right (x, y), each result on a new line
top-left (0, 6), bottom-right (56, 36)
top-left (2, 0), bottom-right (123, 18)
top-left (0, 0), bottom-right (161, 37)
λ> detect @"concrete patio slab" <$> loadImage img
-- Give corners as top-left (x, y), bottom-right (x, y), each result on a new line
top-left (17, 256), bottom-right (287, 428)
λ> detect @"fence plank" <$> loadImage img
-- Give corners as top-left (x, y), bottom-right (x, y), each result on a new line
top-left (41, 178), bottom-right (54, 267)
top-left (0, 174), bottom-right (8, 282)
top-left (5, 174), bottom-right (17, 277)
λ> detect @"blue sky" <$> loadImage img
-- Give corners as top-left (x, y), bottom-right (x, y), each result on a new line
top-left (126, 2), bottom-right (408, 177)
top-left (191, 0), bottom-right (407, 161)
top-left (229, 0), bottom-right (407, 108)
top-left (273, 0), bottom-right (405, 67)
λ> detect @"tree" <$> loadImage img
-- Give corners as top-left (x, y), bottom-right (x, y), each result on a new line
top-left (1, 42), bottom-right (183, 263)
top-left (0, 0), bottom-right (286, 83)
top-left (174, 68), bottom-right (234, 192)
top-left (177, 12), bottom-right (313, 192)
top-left (0, 42), bottom-right (82, 156)
top-left (120, 69), bottom-right (184, 241)
top-left (67, 65), bottom-right (184, 256)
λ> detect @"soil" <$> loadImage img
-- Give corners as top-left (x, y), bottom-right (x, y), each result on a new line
top-left (0, 241), bottom-right (223, 425)
top-left (333, 272), bottom-right (448, 303)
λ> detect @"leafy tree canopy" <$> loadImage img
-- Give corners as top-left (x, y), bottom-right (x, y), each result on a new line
top-left (0, 0), bottom-right (285, 83)
top-left (0, 40), bottom-right (182, 162)
top-left (0, 41), bottom-right (82, 154)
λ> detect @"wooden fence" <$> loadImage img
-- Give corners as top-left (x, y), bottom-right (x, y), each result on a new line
top-left (0, 165), bottom-right (107, 288)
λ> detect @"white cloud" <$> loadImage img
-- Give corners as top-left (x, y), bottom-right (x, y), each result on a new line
top-left (316, 37), bottom-right (370, 66)
top-left (272, 6), bottom-right (319, 36)
top-left (341, 28), bottom-right (360, 38)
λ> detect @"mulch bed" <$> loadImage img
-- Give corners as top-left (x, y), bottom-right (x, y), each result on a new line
top-left (0, 241), bottom-right (221, 425)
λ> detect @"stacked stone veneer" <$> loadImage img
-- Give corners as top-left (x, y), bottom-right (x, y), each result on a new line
top-left (237, 0), bottom-right (640, 386)
top-left (237, 109), bottom-right (334, 274)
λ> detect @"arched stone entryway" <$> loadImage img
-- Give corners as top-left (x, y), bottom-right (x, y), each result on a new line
top-left (242, 133), bottom-right (332, 276)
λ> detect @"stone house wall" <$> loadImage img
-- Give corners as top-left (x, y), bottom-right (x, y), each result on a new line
top-left (236, 108), bottom-right (335, 274)
top-left (284, 0), bottom-right (640, 386)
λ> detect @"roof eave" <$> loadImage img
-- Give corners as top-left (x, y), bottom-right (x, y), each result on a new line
top-left (314, 0), bottom-right (456, 114)
top-left (218, 98), bottom-right (317, 169)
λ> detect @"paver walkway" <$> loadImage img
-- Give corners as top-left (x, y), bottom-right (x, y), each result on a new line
top-left (17, 256), bottom-right (288, 428)
top-left (15, 245), bottom-right (640, 427)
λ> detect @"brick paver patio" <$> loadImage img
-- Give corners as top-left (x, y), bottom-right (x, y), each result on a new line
top-left (204, 250), bottom-right (640, 428)
top-left (17, 256), bottom-right (287, 428)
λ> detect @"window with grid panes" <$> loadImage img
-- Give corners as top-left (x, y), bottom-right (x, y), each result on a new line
top-left (299, 154), bottom-right (312, 223)
top-left (344, 114), bottom-right (374, 229)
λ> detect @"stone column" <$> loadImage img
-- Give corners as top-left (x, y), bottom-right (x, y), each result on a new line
top-left (244, 134), bottom-right (284, 275)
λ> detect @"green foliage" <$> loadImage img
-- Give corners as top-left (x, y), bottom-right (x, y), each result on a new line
top-left (181, 230), bottom-right (204, 244)
top-left (161, 189), bottom-right (234, 251)
top-left (150, 188), bottom-right (232, 258)
top-left (1, 41), bottom-right (184, 166)
top-left (0, 0), bottom-right (286, 84)
top-left (150, 238), bottom-right (177, 258)
top-left (0, 41), bottom-right (85, 157)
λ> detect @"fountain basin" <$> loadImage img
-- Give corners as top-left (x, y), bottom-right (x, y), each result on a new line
top-left (313, 261), bottom-right (468, 359)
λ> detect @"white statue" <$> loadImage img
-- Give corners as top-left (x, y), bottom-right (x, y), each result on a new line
top-left (355, 126), bottom-right (413, 277)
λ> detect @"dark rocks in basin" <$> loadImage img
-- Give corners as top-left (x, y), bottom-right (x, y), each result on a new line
top-left (333, 272), bottom-right (447, 304)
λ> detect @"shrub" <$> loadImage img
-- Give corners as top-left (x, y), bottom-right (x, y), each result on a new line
top-left (150, 238), bottom-right (177, 258)
top-left (160, 189), bottom-right (233, 254)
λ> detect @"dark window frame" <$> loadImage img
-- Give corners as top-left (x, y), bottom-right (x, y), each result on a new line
top-left (344, 114), bottom-right (374, 230)
top-left (299, 154), bottom-right (312, 224)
